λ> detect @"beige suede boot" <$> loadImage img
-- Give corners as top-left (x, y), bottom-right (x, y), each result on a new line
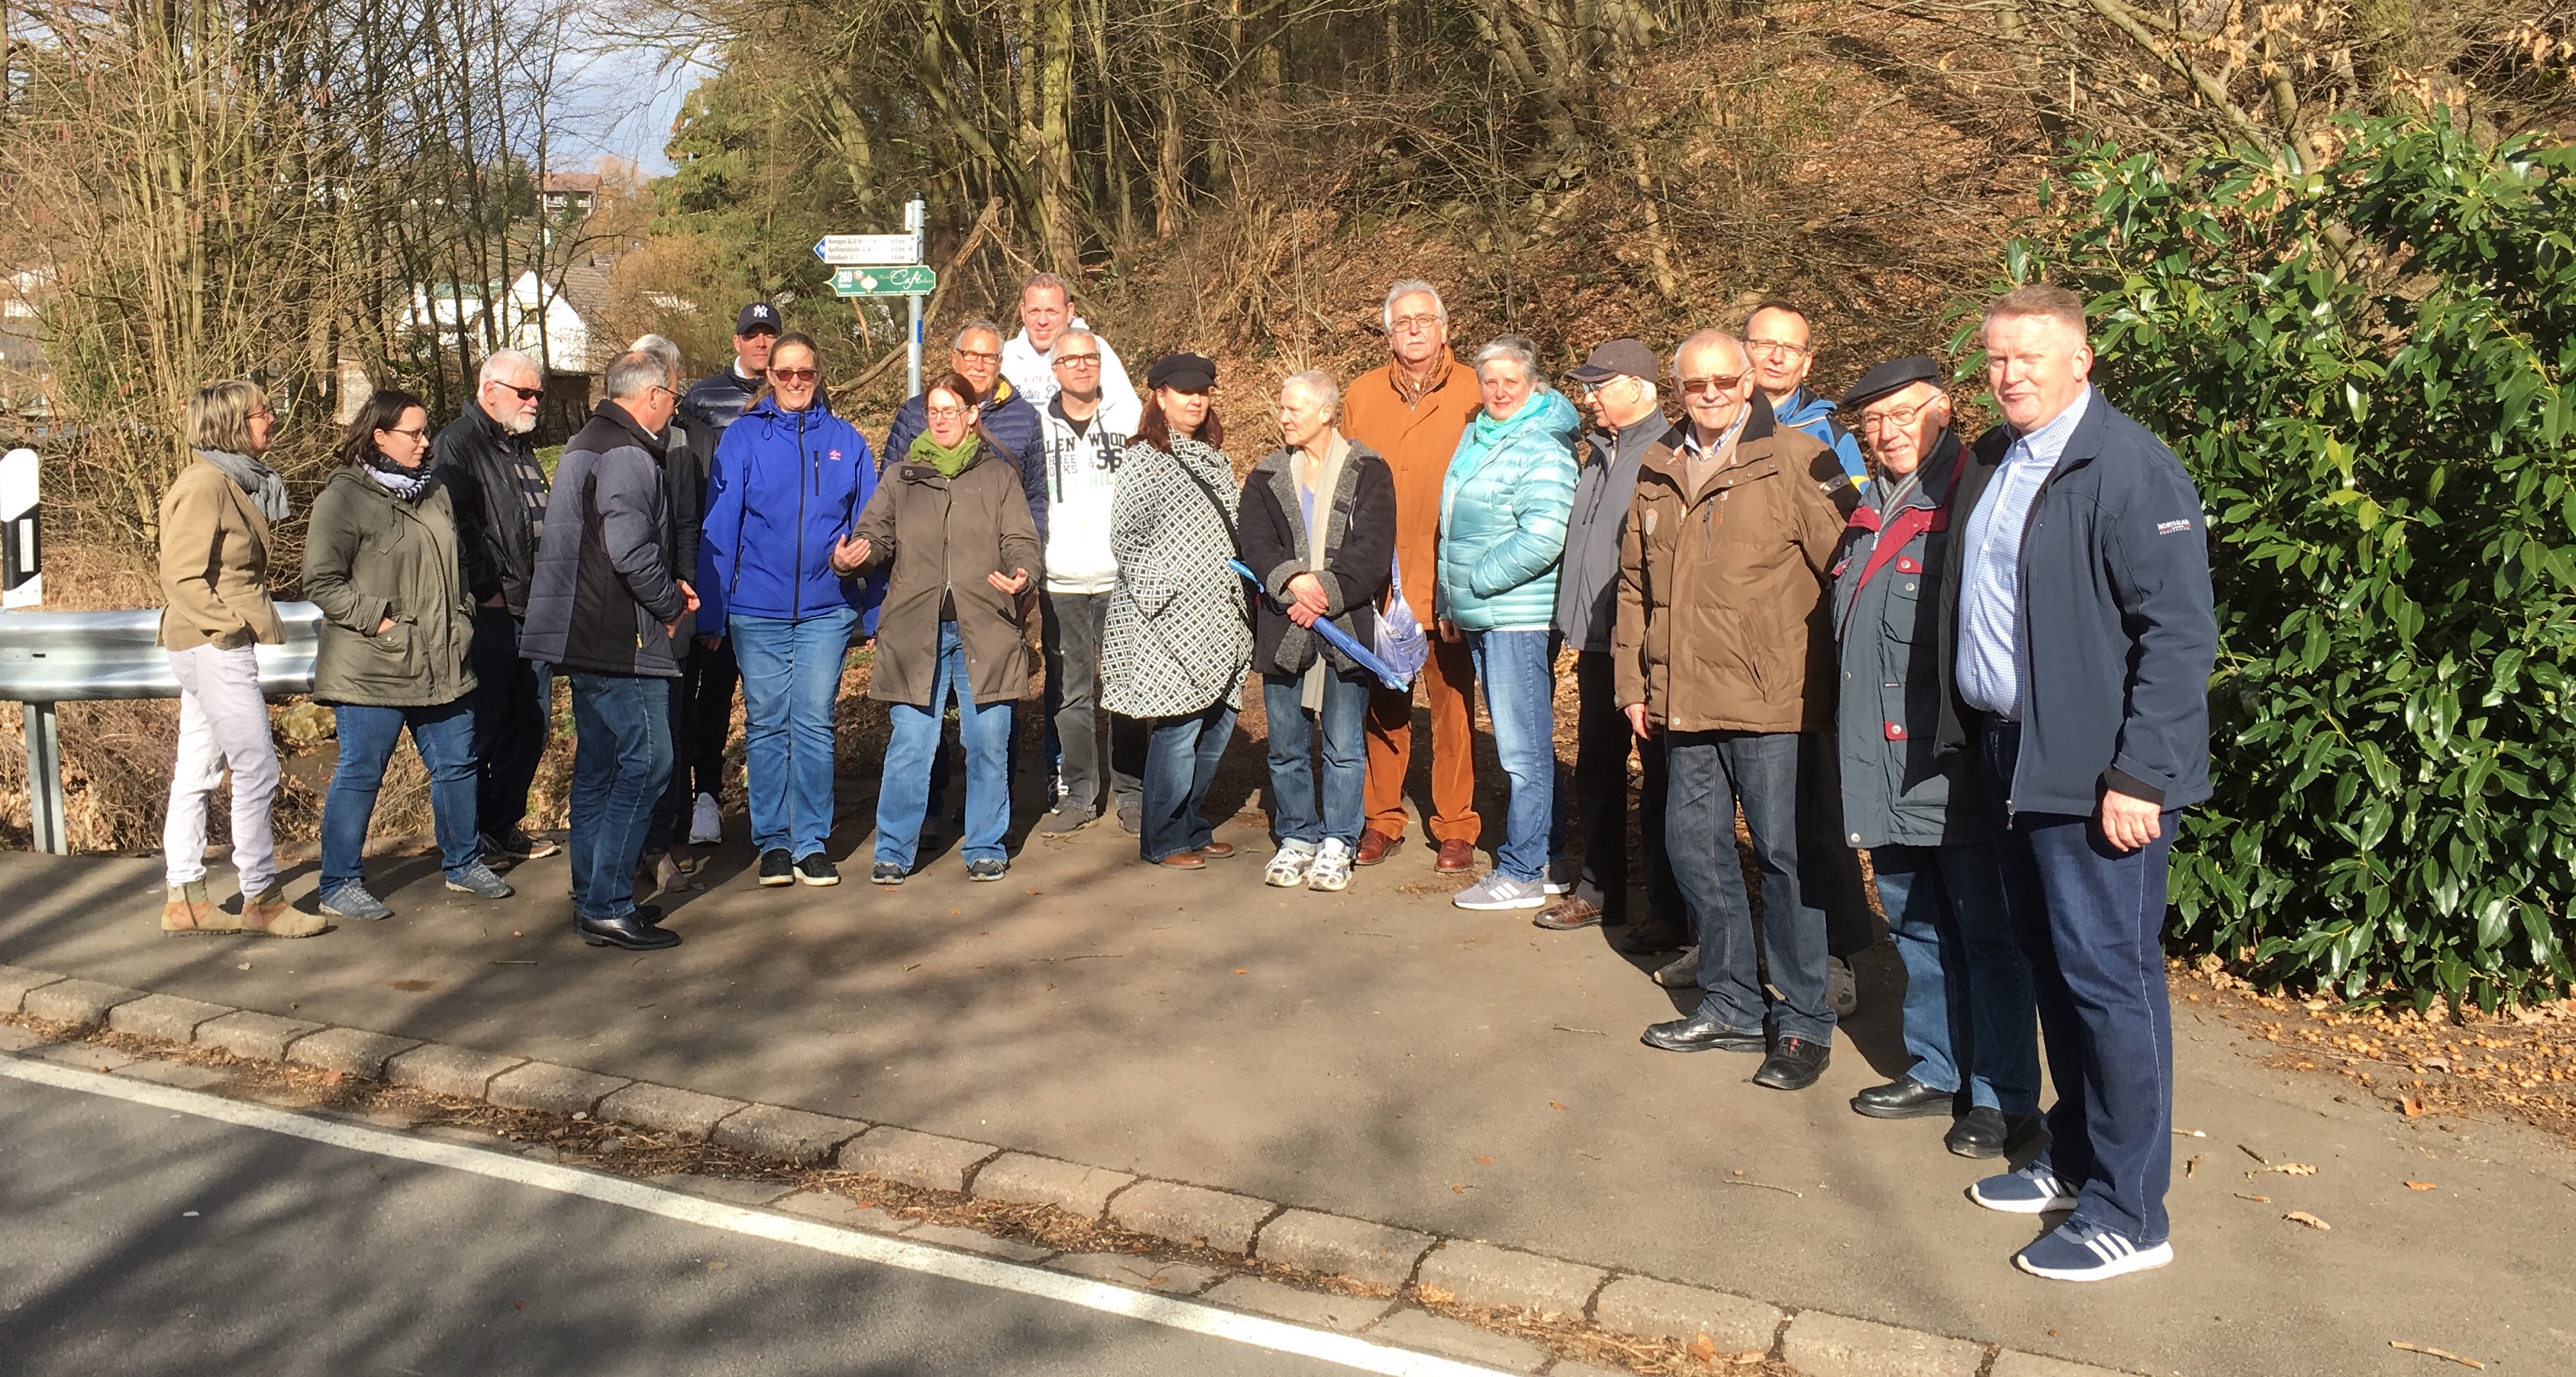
top-left (239, 883), bottom-right (325, 939)
top-left (162, 881), bottom-right (238, 935)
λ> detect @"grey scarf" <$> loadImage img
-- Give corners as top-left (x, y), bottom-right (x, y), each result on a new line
top-left (195, 448), bottom-right (288, 524)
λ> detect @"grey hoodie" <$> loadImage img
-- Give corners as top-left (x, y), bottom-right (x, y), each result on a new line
top-left (1552, 411), bottom-right (1670, 651)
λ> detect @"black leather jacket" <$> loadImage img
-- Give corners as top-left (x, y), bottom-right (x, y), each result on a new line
top-left (432, 398), bottom-right (543, 616)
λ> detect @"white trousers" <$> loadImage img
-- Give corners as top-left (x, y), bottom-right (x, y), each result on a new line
top-left (163, 644), bottom-right (280, 893)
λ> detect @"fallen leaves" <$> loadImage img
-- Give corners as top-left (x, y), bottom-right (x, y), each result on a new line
top-left (1474, 1155), bottom-right (1495, 1165)
top-left (2401, 1096), bottom-right (2427, 1117)
top-left (2283, 1210), bottom-right (2333, 1231)
top-left (2234, 1192), bottom-right (2271, 1203)
top-left (1233, 968), bottom-right (1249, 976)
top-left (2405, 1181), bottom-right (2439, 1191)
top-left (2185, 1154), bottom-right (2202, 1179)
top-left (1548, 1101), bottom-right (1569, 1110)
top-left (1417, 1284), bottom-right (1455, 1305)
top-left (1687, 1333), bottom-right (1717, 1365)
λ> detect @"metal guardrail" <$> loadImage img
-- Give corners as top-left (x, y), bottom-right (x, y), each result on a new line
top-left (1, 603), bottom-right (322, 855)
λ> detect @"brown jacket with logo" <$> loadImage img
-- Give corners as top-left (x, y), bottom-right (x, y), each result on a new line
top-left (1614, 398), bottom-right (1859, 734)
top-left (157, 458), bottom-right (286, 652)
top-left (1341, 356), bottom-right (1481, 623)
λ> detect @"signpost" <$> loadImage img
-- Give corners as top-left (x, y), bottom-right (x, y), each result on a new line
top-left (822, 196), bottom-right (931, 397)
top-left (812, 233), bottom-right (920, 267)
top-left (830, 265), bottom-right (936, 297)
top-left (0, 445), bottom-right (61, 852)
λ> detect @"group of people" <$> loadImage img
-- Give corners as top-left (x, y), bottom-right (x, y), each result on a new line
top-left (151, 269), bottom-right (2214, 1284)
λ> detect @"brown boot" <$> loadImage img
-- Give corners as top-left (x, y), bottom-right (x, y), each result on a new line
top-left (162, 881), bottom-right (238, 935)
top-left (239, 883), bottom-right (325, 939)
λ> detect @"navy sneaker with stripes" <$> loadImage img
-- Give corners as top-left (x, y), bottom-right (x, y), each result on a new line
top-left (1968, 1163), bottom-right (2081, 1214)
top-left (2014, 1219), bottom-right (2175, 1281)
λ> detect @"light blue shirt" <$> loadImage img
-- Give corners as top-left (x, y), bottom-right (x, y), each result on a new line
top-left (1956, 385), bottom-right (2093, 720)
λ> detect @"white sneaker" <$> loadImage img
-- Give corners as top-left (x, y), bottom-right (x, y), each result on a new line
top-left (1308, 840), bottom-right (1353, 892)
top-left (689, 792), bottom-right (721, 845)
top-left (1453, 872), bottom-right (1548, 910)
top-left (1543, 855), bottom-right (1574, 895)
top-left (1264, 844), bottom-right (1317, 887)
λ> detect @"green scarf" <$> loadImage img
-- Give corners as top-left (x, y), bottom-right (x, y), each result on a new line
top-left (908, 430), bottom-right (980, 478)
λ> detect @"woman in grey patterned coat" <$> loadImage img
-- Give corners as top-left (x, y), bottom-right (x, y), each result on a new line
top-left (1102, 353), bottom-right (1251, 867)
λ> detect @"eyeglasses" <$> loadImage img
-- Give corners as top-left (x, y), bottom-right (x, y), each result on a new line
top-left (1677, 374), bottom-right (1748, 397)
top-left (1054, 353), bottom-right (1102, 369)
top-left (924, 404), bottom-right (972, 420)
top-left (383, 426), bottom-right (428, 441)
top-left (1577, 377), bottom-right (1633, 398)
top-left (488, 382), bottom-right (543, 401)
top-left (1389, 313), bottom-right (1442, 335)
top-left (1859, 394), bottom-right (1947, 432)
top-left (1746, 339), bottom-right (1809, 360)
top-left (249, 408), bottom-right (277, 422)
top-left (770, 367), bottom-right (818, 384)
top-left (955, 350), bottom-right (1001, 364)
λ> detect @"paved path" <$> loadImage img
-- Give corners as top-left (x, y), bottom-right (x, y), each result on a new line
top-left (0, 1068), bottom-right (1399, 1377)
top-left (2, 831), bottom-right (2569, 1376)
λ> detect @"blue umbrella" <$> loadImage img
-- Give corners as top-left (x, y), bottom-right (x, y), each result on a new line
top-left (1230, 558), bottom-right (1411, 693)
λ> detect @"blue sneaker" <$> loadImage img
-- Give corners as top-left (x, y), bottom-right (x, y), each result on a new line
top-left (2014, 1219), bottom-right (2175, 1281)
top-left (443, 861), bottom-right (515, 899)
top-left (318, 882), bottom-right (392, 921)
top-left (1969, 1163), bottom-right (2080, 1215)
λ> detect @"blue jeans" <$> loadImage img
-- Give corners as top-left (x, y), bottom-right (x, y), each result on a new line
top-left (1468, 629), bottom-right (1556, 881)
top-left (876, 621), bottom-right (1013, 867)
top-left (322, 701), bottom-right (479, 892)
top-left (1984, 717), bottom-right (2180, 1245)
top-left (1141, 700), bottom-right (1236, 862)
top-left (1872, 843), bottom-right (2040, 1114)
top-left (467, 608), bottom-right (551, 838)
top-left (1261, 669), bottom-right (1369, 848)
top-left (1667, 730), bottom-right (1835, 1045)
top-left (730, 608), bottom-right (857, 860)
top-left (568, 674), bottom-right (672, 921)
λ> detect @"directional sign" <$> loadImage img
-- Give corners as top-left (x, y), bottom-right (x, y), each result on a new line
top-left (833, 265), bottom-right (938, 297)
top-left (814, 233), bottom-right (920, 267)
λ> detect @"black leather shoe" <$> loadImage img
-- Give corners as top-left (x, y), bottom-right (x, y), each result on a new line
top-left (757, 848), bottom-right (794, 887)
top-left (1752, 1036), bottom-right (1832, 1090)
top-left (1946, 1106), bottom-right (2046, 1159)
top-left (1650, 947), bottom-right (1701, 989)
top-left (1615, 920), bottom-right (1692, 954)
top-left (1851, 1075), bottom-right (1959, 1120)
top-left (578, 910), bottom-right (681, 950)
top-left (1641, 1009), bottom-right (1768, 1054)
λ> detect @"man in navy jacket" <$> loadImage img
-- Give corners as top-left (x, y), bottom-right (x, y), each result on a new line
top-left (1944, 284), bottom-right (2217, 1282)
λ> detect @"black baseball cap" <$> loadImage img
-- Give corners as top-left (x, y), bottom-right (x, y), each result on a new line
top-left (735, 302), bottom-right (783, 336)
top-left (1146, 352), bottom-right (1217, 393)
top-left (1841, 355), bottom-right (1944, 412)
top-left (1565, 338), bottom-right (1658, 385)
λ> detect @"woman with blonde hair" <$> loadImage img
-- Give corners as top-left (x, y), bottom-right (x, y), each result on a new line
top-left (157, 379), bottom-right (321, 936)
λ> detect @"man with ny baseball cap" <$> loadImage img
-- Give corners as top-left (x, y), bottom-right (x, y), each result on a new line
top-left (1538, 338), bottom-right (1685, 942)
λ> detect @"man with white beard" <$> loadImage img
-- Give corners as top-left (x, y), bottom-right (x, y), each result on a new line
top-left (433, 348), bottom-right (562, 864)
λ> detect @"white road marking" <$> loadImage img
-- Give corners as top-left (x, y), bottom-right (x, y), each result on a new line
top-left (2, 1054), bottom-right (1506, 1376)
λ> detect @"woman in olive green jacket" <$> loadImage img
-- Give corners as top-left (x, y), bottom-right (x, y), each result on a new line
top-left (157, 379), bottom-right (321, 937)
top-left (302, 389), bottom-right (511, 920)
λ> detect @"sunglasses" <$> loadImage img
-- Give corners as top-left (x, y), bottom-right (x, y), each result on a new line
top-left (490, 382), bottom-right (543, 401)
top-left (1678, 374), bottom-right (1749, 397)
top-left (770, 367), bottom-right (819, 385)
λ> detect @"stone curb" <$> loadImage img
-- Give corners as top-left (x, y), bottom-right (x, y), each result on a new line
top-left (0, 966), bottom-right (2156, 1377)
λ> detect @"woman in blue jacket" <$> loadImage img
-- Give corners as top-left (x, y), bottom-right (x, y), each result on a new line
top-left (700, 333), bottom-right (883, 887)
top-left (1435, 335), bottom-right (1578, 912)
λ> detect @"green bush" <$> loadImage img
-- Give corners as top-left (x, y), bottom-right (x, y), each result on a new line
top-left (2004, 116), bottom-right (2576, 1008)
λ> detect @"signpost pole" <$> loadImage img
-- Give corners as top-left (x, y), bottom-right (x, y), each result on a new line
top-left (1, 445), bottom-right (63, 854)
top-left (904, 195), bottom-right (928, 399)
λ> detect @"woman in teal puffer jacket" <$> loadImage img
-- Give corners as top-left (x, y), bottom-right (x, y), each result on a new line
top-left (1435, 335), bottom-right (1578, 910)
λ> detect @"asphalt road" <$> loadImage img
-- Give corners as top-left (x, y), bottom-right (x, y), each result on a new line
top-left (0, 1073), bottom-right (1396, 1377)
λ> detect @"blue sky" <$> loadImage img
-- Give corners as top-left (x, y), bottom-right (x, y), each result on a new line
top-left (553, 38), bottom-right (713, 177)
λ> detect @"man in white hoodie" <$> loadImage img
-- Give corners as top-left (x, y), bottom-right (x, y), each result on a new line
top-left (1035, 328), bottom-right (1147, 832)
top-left (1001, 272), bottom-right (1141, 420)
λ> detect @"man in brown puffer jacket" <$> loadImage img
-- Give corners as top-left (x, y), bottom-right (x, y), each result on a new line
top-left (1615, 329), bottom-right (1857, 1092)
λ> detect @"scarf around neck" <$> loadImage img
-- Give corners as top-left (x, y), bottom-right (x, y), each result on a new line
top-left (196, 448), bottom-right (288, 524)
top-left (908, 429), bottom-right (981, 479)
top-left (362, 453), bottom-right (436, 503)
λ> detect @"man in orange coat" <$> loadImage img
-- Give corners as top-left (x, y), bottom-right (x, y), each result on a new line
top-left (1341, 280), bottom-right (1485, 872)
